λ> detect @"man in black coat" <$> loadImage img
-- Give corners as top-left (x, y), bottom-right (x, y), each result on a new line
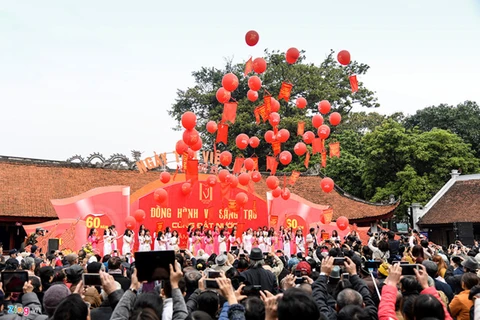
top-left (422, 260), bottom-right (454, 302)
top-left (240, 248), bottom-right (278, 294)
top-left (107, 256), bottom-right (131, 292)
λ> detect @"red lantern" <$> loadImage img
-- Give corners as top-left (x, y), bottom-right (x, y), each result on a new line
top-left (238, 172), bottom-right (250, 186)
top-left (312, 114), bottom-right (324, 128)
top-left (154, 188), bottom-right (168, 204)
top-left (253, 57), bottom-right (267, 74)
top-left (286, 47), bottom-right (300, 64)
top-left (336, 216), bottom-right (349, 231)
top-left (251, 171), bottom-right (262, 183)
top-left (183, 129), bottom-right (200, 146)
top-left (181, 182), bottom-right (192, 195)
top-left (329, 112), bottom-right (342, 126)
top-left (190, 137), bottom-right (203, 151)
top-left (281, 188), bottom-right (291, 200)
top-left (249, 136), bottom-right (260, 148)
top-left (235, 192), bottom-right (248, 205)
top-left (303, 131), bottom-right (315, 144)
top-left (247, 90), bottom-right (258, 102)
top-left (294, 142), bottom-right (307, 156)
top-left (229, 175), bottom-right (239, 188)
top-left (222, 73), bottom-right (239, 92)
top-left (266, 176), bottom-right (280, 190)
top-left (216, 87), bottom-right (231, 104)
top-left (270, 98), bottom-right (280, 113)
top-left (296, 97), bottom-right (307, 109)
top-left (245, 30), bottom-right (259, 47)
top-left (207, 175), bottom-right (217, 186)
top-left (269, 112), bottom-right (280, 127)
top-left (272, 187), bottom-right (281, 198)
top-left (318, 125), bottom-right (331, 139)
top-left (206, 121), bottom-right (217, 134)
top-left (279, 151), bottom-right (292, 165)
top-left (218, 169), bottom-right (230, 182)
top-left (248, 76), bottom-right (262, 91)
top-left (318, 100), bottom-right (331, 115)
top-left (235, 134), bottom-right (249, 150)
top-left (125, 216), bottom-right (136, 230)
top-left (337, 50), bottom-right (351, 66)
top-left (320, 177), bottom-right (334, 193)
top-left (175, 140), bottom-right (188, 154)
top-left (277, 129), bottom-right (290, 143)
top-left (220, 151), bottom-right (232, 166)
top-left (160, 172), bottom-right (171, 184)
top-left (134, 209), bottom-right (146, 222)
top-left (244, 158), bottom-right (255, 171)
top-left (264, 130), bottom-right (275, 143)
top-left (181, 111), bottom-right (197, 130)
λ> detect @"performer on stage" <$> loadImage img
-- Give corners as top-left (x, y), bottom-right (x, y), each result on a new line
top-left (187, 225), bottom-right (194, 252)
top-left (258, 231), bottom-right (266, 252)
top-left (295, 229), bottom-right (305, 255)
top-left (218, 229), bottom-right (227, 254)
top-left (283, 228), bottom-right (291, 258)
top-left (204, 230), bottom-right (214, 255)
top-left (229, 229), bottom-right (240, 251)
top-left (143, 229), bottom-right (152, 251)
top-left (170, 230), bottom-right (179, 251)
top-left (122, 229), bottom-right (134, 255)
top-left (242, 228), bottom-right (253, 254)
top-left (156, 231), bottom-right (167, 251)
top-left (193, 229), bottom-right (202, 256)
top-left (138, 229), bottom-right (146, 252)
top-left (87, 228), bottom-right (100, 253)
top-left (165, 227), bottom-right (172, 250)
top-left (103, 228), bottom-right (113, 256)
top-left (265, 230), bottom-right (273, 253)
top-left (213, 226), bottom-right (220, 255)
top-left (110, 225), bottom-right (118, 252)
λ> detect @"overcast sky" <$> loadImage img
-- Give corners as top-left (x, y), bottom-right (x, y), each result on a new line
top-left (1, 1), bottom-right (479, 162)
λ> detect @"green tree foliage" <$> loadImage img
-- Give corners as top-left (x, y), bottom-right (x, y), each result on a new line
top-left (169, 49), bottom-right (379, 170)
top-left (404, 101), bottom-right (480, 157)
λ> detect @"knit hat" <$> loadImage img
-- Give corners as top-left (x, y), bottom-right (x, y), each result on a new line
top-left (43, 284), bottom-right (71, 316)
top-left (87, 262), bottom-right (103, 274)
top-left (215, 254), bottom-right (227, 266)
top-left (65, 264), bottom-right (84, 283)
top-left (296, 261), bottom-right (312, 276)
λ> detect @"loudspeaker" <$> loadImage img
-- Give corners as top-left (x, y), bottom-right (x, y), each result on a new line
top-left (48, 239), bottom-right (59, 253)
top-left (453, 222), bottom-right (474, 245)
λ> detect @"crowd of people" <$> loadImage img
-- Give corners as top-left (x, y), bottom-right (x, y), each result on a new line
top-left (1, 226), bottom-right (480, 320)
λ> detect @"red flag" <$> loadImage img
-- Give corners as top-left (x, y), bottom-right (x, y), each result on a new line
top-left (244, 57), bottom-right (253, 76)
top-left (266, 156), bottom-right (278, 175)
top-left (254, 105), bottom-right (268, 123)
top-left (182, 152), bottom-right (188, 171)
top-left (254, 107), bottom-right (260, 124)
top-left (233, 157), bottom-right (245, 174)
top-left (272, 141), bottom-right (281, 156)
top-left (312, 138), bottom-right (324, 154)
top-left (251, 155), bottom-right (259, 171)
top-left (304, 150), bottom-right (310, 168)
top-left (321, 151), bottom-right (327, 168)
top-left (297, 121), bottom-right (305, 136)
top-left (222, 102), bottom-right (238, 124)
top-left (349, 75), bottom-right (358, 93)
top-left (289, 171), bottom-right (301, 185)
top-left (278, 82), bottom-right (293, 101)
top-left (186, 159), bottom-right (199, 183)
top-left (216, 123), bottom-right (229, 144)
top-left (329, 142), bottom-right (340, 158)
top-left (264, 95), bottom-right (272, 115)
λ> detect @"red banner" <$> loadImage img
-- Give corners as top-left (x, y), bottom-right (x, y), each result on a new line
top-left (244, 57), bottom-right (253, 76)
top-left (216, 123), bottom-right (229, 144)
top-left (297, 121), bottom-right (305, 136)
top-left (329, 142), bottom-right (340, 158)
top-left (278, 82), bottom-right (293, 101)
top-left (349, 75), bottom-right (358, 93)
top-left (222, 102), bottom-right (238, 124)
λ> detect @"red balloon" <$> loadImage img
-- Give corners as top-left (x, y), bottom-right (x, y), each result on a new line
top-left (125, 216), bottom-right (136, 230)
top-left (264, 130), bottom-right (275, 143)
top-left (183, 129), bottom-right (200, 146)
top-left (229, 175), bottom-right (239, 188)
top-left (247, 90), bottom-right (258, 102)
top-left (251, 171), bottom-right (262, 183)
top-left (329, 112), bottom-right (342, 126)
top-left (272, 187), bottom-right (281, 198)
top-left (318, 125), bottom-right (331, 139)
top-left (277, 129), bottom-right (290, 143)
top-left (312, 114), bottom-right (324, 128)
top-left (320, 177), bottom-right (335, 193)
top-left (190, 137), bottom-right (203, 151)
top-left (220, 151), bottom-right (232, 166)
top-left (249, 136), bottom-right (260, 148)
top-left (207, 175), bottom-right (217, 187)
top-left (336, 216), bottom-right (349, 231)
top-left (253, 57), bottom-right (267, 74)
top-left (296, 97), bottom-right (307, 109)
top-left (281, 188), bottom-right (291, 200)
top-left (286, 47), bottom-right (300, 64)
top-left (222, 73), bottom-right (239, 92)
top-left (337, 50), bottom-right (351, 66)
top-left (216, 87), bottom-right (231, 104)
top-left (175, 140), bottom-right (188, 154)
top-left (238, 172), bottom-right (250, 186)
top-left (303, 131), bottom-right (315, 144)
top-left (181, 111), bottom-right (197, 130)
top-left (266, 176), bottom-right (280, 190)
top-left (206, 121), bottom-right (218, 134)
top-left (279, 151), bottom-right (292, 165)
top-left (181, 182), bottom-right (192, 195)
top-left (235, 192), bottom-right (248, 205)
top-left (160, 171), bottom-right (171, 184)
top-left (318, 100), bottom-right (331, 115)
top-left (134, 209), bottom-right (146, 222)
top-left (245, 30), bottom-right (259, 47)
top-left (244, 158), bottom-right (255, 171)
top-left (248, 76), bottom-right (262, 91)
top-left (236, 134), bottom-right (249, 150)
top-left (294, 142), bottom-right (307, 156)
top-left (270, 98), bottom-right (280, 113)
top-left (218, 169), bottom-right (230, 182)
top-left (269, 112), bottom-right (280, 127)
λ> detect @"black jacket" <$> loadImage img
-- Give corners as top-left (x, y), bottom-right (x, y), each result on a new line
top-left (110, 273), bottom-right (131, 292)
top-left (241, 267), bottom-right (277, 294)
top-left (90, 289), bottom-right (124, 320)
